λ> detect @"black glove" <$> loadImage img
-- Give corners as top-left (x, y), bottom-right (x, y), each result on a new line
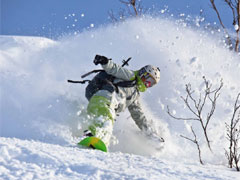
top-left (93, 55), bottom-right (109, 65)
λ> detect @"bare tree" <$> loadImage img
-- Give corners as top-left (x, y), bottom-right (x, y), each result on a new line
top-left (225, 93), bottom-right (240, 171)
top-left (180, 126), bottom-right (204, 165)
top-left (119, 0), bottom-right (139, 16)
top-left (167, 76), bottom-right (223, 153)
top-left (109, 0), bottom-right (145, 22)
top-left (209, 0), bottom-right (240, 52)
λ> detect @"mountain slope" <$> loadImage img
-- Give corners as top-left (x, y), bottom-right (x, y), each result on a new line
top-left (1, 17), bottom-right (240, 179)
top-left (0, 137), bottom-right (238, 180)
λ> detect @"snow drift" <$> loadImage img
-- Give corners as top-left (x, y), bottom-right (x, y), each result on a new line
top-left (1, 16), bottom-right (240, 178)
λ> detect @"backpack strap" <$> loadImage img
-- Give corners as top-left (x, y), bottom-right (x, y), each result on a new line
top-left (113, 79), bottom-right (138, 101)
top-left (114, 79), bottom-right (137, 88)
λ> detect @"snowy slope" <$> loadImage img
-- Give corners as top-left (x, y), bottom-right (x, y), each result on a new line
top-left (0, 137), bottom-right (238, 180)
top-left (1, 17), bottom-right (240, 179)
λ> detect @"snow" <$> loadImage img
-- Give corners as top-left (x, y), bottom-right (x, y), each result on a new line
top-left (0, 138), bottom-right (238, 180)
top-left (234, 24), bottom-right (239, 31)
top-left (1, 16), bottom-right (240, 179)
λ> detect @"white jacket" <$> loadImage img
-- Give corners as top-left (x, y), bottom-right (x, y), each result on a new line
top-left (94, 60), bottom-right (149, 131)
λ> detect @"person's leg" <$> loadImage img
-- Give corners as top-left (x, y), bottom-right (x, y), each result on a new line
top-left (87, 95), bottom-right (115, 146)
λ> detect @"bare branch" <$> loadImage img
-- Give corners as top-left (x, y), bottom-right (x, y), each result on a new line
top-left (235, 1), bottom-right (240, 52)
top-left (108, 9), bottom-right (118, 23)
top-left (119, 0), bottom-right (129, 5)
top-left (109, 0), bottom-right (143, 22)
top-left (167, 106), bottom-right (200, 121)
top-left (225, 0), bottom-right (237, 25)
top-left (167, 77), bottom-right (223, 152)
top-left (119, 0), bottom-right (139, 16)
top-left (209, 0), bottom-right (240, 51)
top-left (180, 126), bottom-right (204, 165)
top-left (210, 0), bottom-right (233, 48)
top-left (225, 93), bottom-right (240, 171)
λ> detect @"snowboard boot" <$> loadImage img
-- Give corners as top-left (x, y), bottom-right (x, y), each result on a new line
top-left (83, 130), bottom-right (93, 137)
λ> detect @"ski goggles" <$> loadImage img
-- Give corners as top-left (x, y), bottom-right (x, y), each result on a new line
top-left (141, 73), bottom-right (156, 88)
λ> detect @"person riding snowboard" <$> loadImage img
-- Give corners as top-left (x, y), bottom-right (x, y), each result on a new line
top-left (83, 54), bottom-right (163, 147)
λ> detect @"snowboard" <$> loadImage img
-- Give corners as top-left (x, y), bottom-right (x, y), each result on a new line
top-left (78, 136), bottom-right (107, 152)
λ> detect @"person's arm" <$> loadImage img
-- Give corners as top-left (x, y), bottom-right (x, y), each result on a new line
top-left (102, 60), bottom-right (136, 81)
top-left (128, 99), bottom-right (164, 143)
top-left (128, 99), bottom-right (149, 131)
top-left (93, 54), bottom-right (136, 80)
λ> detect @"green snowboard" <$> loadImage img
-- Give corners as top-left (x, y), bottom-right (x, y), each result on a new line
top-left (78, 136), bottom-right (107, 152)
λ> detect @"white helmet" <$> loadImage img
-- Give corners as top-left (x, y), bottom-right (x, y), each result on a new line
top-left (139, 65), bottom-right (160, 87)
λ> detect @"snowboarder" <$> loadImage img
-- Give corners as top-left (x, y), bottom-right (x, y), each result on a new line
top-left (83, 55), bottom-right (163, 148)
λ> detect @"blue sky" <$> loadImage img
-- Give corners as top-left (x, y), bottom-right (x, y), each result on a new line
top-left (1, 0), bottom-right (232, 39)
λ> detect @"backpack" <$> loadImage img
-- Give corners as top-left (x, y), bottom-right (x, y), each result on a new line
top-left (68, 57), bottom-right (137, 101)
top-left (85, 71), bottom-right (116, 101)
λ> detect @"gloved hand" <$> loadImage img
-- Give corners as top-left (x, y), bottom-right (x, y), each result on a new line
top-left (93, 55), bottom-right (109, 65)
top-left (142, 125), bottom-right (165, 143)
